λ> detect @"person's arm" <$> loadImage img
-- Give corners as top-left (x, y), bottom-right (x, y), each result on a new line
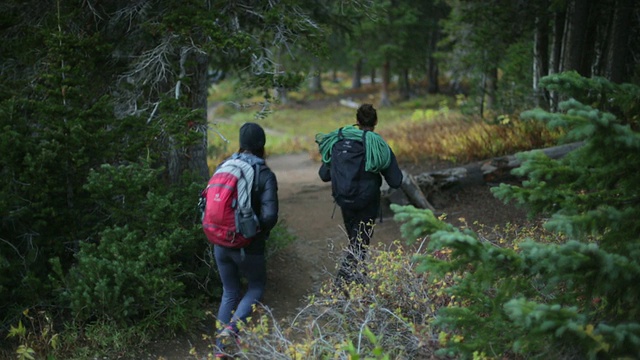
top-left (318, 162), bottom-right (331, 182)
top-left (381, 149), bottom-right (403, 189)
top-left (258, 170), bottom-right (279, 232)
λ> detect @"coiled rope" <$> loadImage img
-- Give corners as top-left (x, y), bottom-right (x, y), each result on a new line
top-left (315, 125), bottom-right (391, 172)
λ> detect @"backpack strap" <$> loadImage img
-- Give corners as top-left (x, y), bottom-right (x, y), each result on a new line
top-left (252, 163), bottom-right (260, 196)
top-left (360, 129), bottom-right (368, 170)
top-left (361, 129), bottom-right (367, 149)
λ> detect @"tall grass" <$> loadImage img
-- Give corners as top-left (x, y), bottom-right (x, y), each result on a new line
top-left (381, 113), bottom-right (563, 164)
top-left (206, 98), bottom-right (417, 167)
top-left (207, 83), bottom-right (562, 169)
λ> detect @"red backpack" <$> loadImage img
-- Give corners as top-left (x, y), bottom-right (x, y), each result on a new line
top-left (200, 159), bottom-right (260, 248)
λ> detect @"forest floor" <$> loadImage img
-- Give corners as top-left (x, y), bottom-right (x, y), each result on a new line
top-left (141, 147), bottom-right (533, 359)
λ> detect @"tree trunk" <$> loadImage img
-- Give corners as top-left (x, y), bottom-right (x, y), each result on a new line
top-left (485, 67), bottom-right (498, 112)
top-left (352, 58), bottom-right (363, 89)
top-left (579, 3), bottom-right (597, 76)
top-left (309, 58), bottom-right (324, 94)
top-left (275, 87), bottom-right (289, 105)
top-left (427, 55), bottom-right (439, 94)
top-left (187, 51), bottom-right (212, 182)
top-left (309, 73), bottom-right (324, 94)
top-left (275, 49), bottom-right (289, 104)
top-left (561, 0), bottom-right (592, 76)
top-left (550, 9), bottom-right (566, 112)
top-left (607, 0), bottom-right (633, 83)
top-left (379, 60), bottom-right (391, 107)
top-left (370, 67), bottom-right (376, 85)
top-left (399, 68), bottom-right (410, 100)
top-left (533, 0), bottom-right (550, 109)
top-left (427, 30), bottom-right (440, 94)
top-left (169, 48), bottom-right (210, 184)
top-left (479, 74), bottom-right (486, 119)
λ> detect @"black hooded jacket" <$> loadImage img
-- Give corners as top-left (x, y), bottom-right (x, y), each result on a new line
top-left (245, 163), bottom-right (278, 254)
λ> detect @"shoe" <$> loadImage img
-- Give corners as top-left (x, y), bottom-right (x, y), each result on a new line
top-left (218, 325), bottom-right (236, 338)
top-left (217, 325), bottom-right (241, 350)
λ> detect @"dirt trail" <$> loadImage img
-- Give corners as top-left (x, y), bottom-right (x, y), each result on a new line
top-left (143, 150), bottom-right (529, 359)
top-left (143, 152), bottom-right (405, 359)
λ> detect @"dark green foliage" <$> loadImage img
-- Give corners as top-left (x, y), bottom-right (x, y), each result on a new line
top-left (53, 162), bottom-right (205, 327)
top-left (494, 73), bottom-right (640, 248)
top-left (0, 1), bottom-right (210, 340)
top-left (438, 0), bottom-right (535, 115)
top-left (393, 73), bottom-right (640, 359)
top-left (1, 2), bottom-right (319, 354)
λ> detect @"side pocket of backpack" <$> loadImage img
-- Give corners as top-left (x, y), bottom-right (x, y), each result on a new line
top-left (235, 210), bottom-right (259, 238)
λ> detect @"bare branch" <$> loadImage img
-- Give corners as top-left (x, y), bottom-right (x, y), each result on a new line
top-left (147, 101), bottom-right (160, 124)
top-left (175, 47), bottom-right (188, 99)
top-left (0, 237), bottom-right (24, 261)
top-left (83, 0), bottom-right (104, 21)
top-left (111, 0), bottom-right (151, 31)
top-left (120, 34), bottom-right (178, 91)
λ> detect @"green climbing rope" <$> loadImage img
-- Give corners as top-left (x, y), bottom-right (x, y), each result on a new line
top-left (315, 125), bottom-right (391, 172)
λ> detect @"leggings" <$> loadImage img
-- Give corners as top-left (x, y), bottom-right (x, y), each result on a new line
top-left (213, 245), bottom-right (266, 331)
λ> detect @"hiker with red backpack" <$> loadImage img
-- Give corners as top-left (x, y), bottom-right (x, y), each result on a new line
top-left (316, 104), bottom-right (403, 289)
top-left (200, 122), bottom-right (278, 358)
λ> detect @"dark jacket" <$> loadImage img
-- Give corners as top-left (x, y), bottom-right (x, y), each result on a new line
top-left (318, 146), bottom-right (403, 209)
top-left (222, 153), bottom-right (278, 254)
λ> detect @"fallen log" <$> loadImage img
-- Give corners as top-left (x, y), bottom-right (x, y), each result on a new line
top-left (413, 141), bottom-right (584, 191)
top-left (400, 170), bottom-right (436, 211)
top-left (380, 170), bottom-right (436, 211)
top-left (383, 142), bottom-right (584, 210)
top-left (480, 141), bottom-right (584, 182)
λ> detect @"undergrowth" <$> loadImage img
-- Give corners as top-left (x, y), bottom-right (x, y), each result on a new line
top-left (190, 217), bottom-right (553, 360)
top-left (191, 241), bottom-right (445, 359)
top-left (381, 113), bottom-right (562, 164)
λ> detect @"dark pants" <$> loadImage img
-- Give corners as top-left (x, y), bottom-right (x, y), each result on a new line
top-left (213, 245), bottom-right (266, 337)
top-left (335, 202), bottom-right (379, 286)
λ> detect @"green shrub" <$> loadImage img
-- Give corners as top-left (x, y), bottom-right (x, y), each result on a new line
top-left (62, 164), bottom-right (206, 325)
top-left (392, 73), bottom-right (640, 359)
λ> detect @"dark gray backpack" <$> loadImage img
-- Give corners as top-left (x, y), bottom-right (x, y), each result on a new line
top-left (330, 128), bottom-right (370, 210)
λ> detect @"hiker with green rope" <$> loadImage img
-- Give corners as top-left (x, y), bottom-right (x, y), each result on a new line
top-left (316, 104), bottom-right (403, 288)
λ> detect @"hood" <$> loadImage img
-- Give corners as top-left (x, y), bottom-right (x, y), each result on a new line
top-left (231, 152), bottom-right (266, 167)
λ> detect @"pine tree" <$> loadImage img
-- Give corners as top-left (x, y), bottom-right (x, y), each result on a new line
top-left (393, 72), bottom-right (640, 358)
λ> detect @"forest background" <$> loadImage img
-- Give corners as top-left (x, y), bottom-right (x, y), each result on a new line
top-left (1, 0), bottom-right (639, 359)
